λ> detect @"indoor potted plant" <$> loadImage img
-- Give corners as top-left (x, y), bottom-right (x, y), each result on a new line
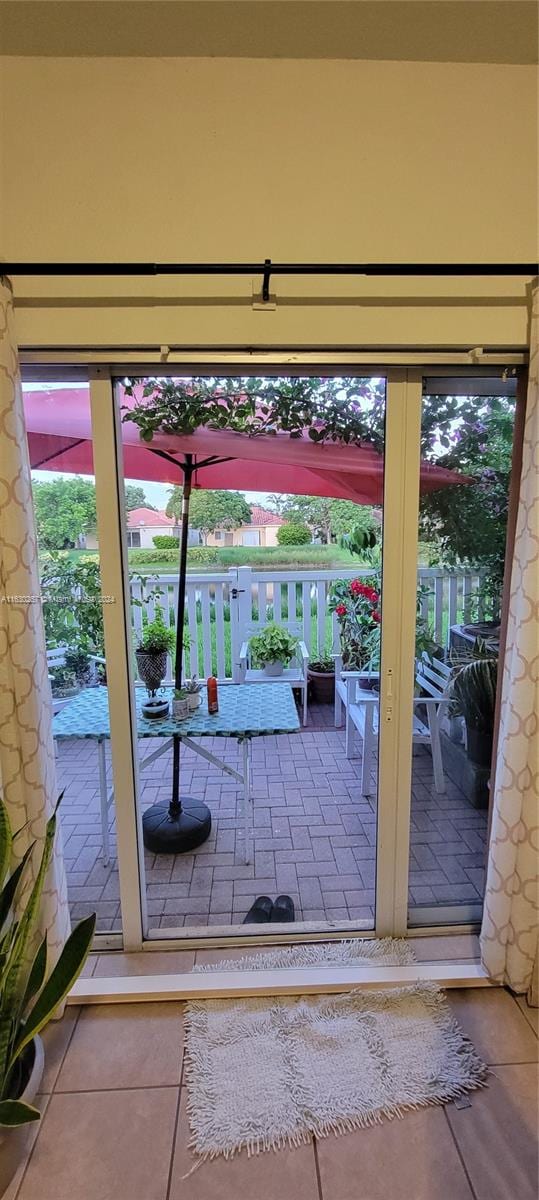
top-left (135, 610), bottom-right (175, 718)
top-left (248, 624), bottom-right (298, 676)
top-left (307, 656), bottom-right (336, 704)
top-left (0, 794), bottom-right (95, 1196)
top-left (185, 676), bottom-right (202, 711)
top-left (448, 649), bottom-right (498, 767)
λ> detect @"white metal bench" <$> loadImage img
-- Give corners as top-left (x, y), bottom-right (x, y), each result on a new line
top-left (239, 622), bottom-right (309, 725)
top-left (334, 652), bottom-right (451, 795)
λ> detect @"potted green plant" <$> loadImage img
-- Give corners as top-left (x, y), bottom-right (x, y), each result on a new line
top-left (307, 656), bottom-right (336, 704)
top-left (329, 576), bottom-right (381, 681)
top-left (50, 665), bottom-right (79, 700)
top-left (449, 651), bottom-right (498, 767)
top-left (136, 610), bottom-right (175, 718)
top-left (185, 676), bottom-right (202, 712)
top-left (0, 794), bottom-right (95, 1196)
top-left (248, 624), bottom-right (299, 676)
top-left (172, 688), bottom-right (189, 720)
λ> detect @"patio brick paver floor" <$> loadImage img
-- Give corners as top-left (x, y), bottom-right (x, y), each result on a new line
top-left (57, 704), bottom-right (488, 933)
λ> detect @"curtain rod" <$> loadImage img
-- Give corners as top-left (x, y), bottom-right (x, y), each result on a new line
top-left (3, 260), bottom-right (537, 302)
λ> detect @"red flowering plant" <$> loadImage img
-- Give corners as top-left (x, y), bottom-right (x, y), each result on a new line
top-left (329, 576), bottom-right (381, 672)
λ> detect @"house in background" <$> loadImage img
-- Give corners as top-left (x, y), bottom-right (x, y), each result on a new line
top-left (86, 504), bottom-right (284, 549)
top-left (206, 505), bottom-right (284, 548)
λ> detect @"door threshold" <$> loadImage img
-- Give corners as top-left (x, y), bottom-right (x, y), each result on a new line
top-left (69, 961), bottom-right (495, 1005)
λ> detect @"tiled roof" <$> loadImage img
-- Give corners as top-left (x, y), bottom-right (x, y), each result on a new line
top-left (127, 507), bottom-right (174, 527)
top-left (249, 506), bottom-right (284, 526)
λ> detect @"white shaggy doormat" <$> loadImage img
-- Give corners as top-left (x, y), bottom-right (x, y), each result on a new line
top-left (193, 935), bottom-right (416, 973)
top-left (184, 982), bottom-right (487, 1162)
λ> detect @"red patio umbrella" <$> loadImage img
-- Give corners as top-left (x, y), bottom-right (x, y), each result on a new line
top-left (24, 385), bottom-right (469, 853)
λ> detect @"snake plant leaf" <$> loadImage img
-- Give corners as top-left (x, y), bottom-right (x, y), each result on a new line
top-left (0, 813), bottom-right (56, 1084)
top-left (19, 936), bottom-right (47, 1022)
top-left (11, 913), bottom-right (96, 1068)
top-left (0, 801), bottom-right (12, 891)
top-left (0, 1099), bottom-right (40, 1127)
top-left (0, 845), bottom-right (34, 937)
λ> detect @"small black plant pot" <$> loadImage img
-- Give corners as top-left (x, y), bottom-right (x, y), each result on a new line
top-left (466, 726), bottom-right (493, 768)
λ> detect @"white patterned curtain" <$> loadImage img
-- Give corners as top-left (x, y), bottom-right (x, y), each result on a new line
top-left (480, 280), bottom-right (539, 1000)
top-left (0, 277), bottom-right (70, 959)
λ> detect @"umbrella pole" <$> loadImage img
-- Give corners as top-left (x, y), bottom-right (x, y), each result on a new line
top-left (170, 458), bottom-right (192, 815)
top-left (142, 454), bottom-right (212, 855)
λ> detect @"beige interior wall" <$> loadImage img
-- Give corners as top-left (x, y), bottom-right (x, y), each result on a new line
top-left (1, 56), bottom-right (537, 348)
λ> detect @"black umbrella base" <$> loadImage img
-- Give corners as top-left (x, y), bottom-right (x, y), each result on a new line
top-left (142, 798), bottom-right (211, 854)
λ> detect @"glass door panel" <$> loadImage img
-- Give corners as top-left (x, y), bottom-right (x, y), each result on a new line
top-left (407, 374), bottom-right (517, 927)
top-left (114, 373), bottom-right (387, 940)
top-left (22, 380), bottom-right (123, 935)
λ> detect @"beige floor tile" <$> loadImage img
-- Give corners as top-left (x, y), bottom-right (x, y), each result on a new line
top-left (17, 1087), bottom-right (178, 1200)
top-left (316, 1106), bottom-right (474, 1200)
top-left (2, 1095), bottom-right (50, 1200)
top-left (408, 934), bottom-right (480, 962)
top-left (56, 1001), bottom-right (184, 1090)
top-left (40, 1007), bottom-right (80, 1092)
top-left (515, 994), bottom-right (539, 1036)
top-left (93, 949), bottom-right (195, 976)
top-left (169, 1088), bottom-right (319, 1200)
top-left (446, 1064), bottom-right (539, 1200)
top-left (449, 987), bottom-right (538, 1064)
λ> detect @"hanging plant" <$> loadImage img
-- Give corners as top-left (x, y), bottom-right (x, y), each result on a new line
top-left (121, 377), bottom-right (385, 451)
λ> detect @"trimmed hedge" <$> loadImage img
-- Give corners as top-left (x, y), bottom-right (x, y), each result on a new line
top-left (152, 535), bottom-right (180, 549)
top-left (276, 523), bottom-right (312, 546)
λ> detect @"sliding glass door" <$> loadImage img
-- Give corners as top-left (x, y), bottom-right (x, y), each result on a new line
top-left (23, 362), bottom-right (516, 949)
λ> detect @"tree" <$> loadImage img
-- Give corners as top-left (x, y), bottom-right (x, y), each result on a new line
top-left (276, 523), bottom-right (312, 546)
top-left (166, 487), bottom-right (251, 545)
top-left (418, 395), bottom-right (515, 614)
top-left (276, 495), bottom-right (376, 544)
top-left (125, 484), bottom-right (154, 511)
top-left (33, 477), bottom-right (97, 550)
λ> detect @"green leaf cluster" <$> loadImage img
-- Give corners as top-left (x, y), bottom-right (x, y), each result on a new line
top-left (122, 377), bottom-right (385, 450)
top-left (0, 795), bottom-right (95, 1128)
top-left (248, 623), bottom-right (299, 667)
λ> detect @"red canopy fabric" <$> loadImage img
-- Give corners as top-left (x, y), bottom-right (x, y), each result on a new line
top-left (24, 387), bottom-right (468, 505)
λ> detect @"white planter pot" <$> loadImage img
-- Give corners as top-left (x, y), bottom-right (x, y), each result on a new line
top-left (187, 693), bottom-right (201, 711)
top-left (172, 698), bottom-right (189, 720)
top-left (0, 1036), bottom-right (44, 1197)
top-left (264, 661), bottom-right (283, 677)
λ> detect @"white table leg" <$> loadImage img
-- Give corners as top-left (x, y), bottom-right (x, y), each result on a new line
top-left (97, 738), bottom-right (111, 867)
top-left (242, 738), bottom-right (251, 865)
top-left (362, 704), bottom-right (375, 797)
top-left (428, 706), bottom-right (446, 794)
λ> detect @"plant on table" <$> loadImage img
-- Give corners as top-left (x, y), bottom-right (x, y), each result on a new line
top-left (248, 624), bottom-right (299, 676)
top-left (184, 676), bottom-right (202, 710)
top-left (136, 610), bottom-right (176, 714)
top-left (0, 793), bottom-right (95, 1189)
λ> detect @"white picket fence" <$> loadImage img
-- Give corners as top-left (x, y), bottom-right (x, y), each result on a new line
top-left (131, 565), bottom-right (488, 684)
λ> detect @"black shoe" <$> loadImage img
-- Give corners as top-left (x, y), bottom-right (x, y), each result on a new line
top-left (271, 895), bottom-right (295, 922)
top-left (243, 896), bottom-right (273, 924)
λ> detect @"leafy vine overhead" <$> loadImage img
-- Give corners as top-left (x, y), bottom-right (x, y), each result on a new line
top-left (121, 377), bottom-right (385, 449)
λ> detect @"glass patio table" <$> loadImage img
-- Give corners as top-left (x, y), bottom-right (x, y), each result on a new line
top-left (52, 683), bottom-right (300, 865)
